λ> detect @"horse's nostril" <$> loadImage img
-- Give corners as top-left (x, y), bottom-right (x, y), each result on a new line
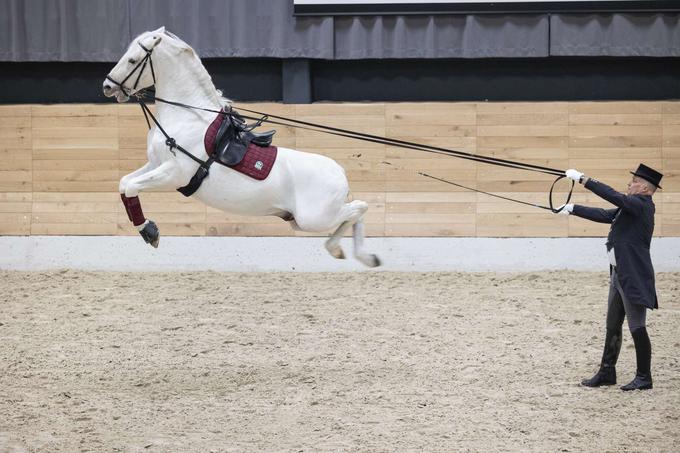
top-left (104, 84), bottom-right (111, 90)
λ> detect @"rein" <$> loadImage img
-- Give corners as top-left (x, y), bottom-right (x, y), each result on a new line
top-left (111, 46), bottom-right (572, 211)
top-left (138, 93), bottom-right (573, 213)
top-left (106, 39), bottom-right (572, 211)
top-left (231, 104), bottom-right (574, 213)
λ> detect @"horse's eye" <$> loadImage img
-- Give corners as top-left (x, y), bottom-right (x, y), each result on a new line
top-left (128, 58), bottom-right (136, 64)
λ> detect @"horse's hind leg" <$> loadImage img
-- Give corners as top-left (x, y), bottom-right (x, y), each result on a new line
top-left (352, 220), bottom-right (381, 267)
top-left (324, 200), bottom-right (368, 261)
top-left (324, 221), bottom-right (351, 259)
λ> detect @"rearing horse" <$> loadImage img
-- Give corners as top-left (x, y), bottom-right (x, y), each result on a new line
top-left (102, 27), bottom-right (380, 267)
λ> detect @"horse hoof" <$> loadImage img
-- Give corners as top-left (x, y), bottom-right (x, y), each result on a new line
top-left (140, 220), bottom-right (160, 248)
top-left (357, 255), bottom-right (382, 267)
top-left (324, 242), bottom-right (345, 259)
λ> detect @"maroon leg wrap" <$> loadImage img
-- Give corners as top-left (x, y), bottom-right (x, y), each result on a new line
top-left (120, 194), bottom-right (133, 222)
top-left (121, 194), bottom-right (146, 226)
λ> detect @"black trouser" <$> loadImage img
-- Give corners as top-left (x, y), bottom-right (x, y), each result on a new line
top-left (603, 268), bottom-right (651, 376)
top-left (606, 268), bottom-right (647, 332)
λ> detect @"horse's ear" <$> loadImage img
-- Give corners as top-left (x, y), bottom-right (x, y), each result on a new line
top-left (148, 34), bottom-right (163, 50)
top-left (144, 31), bottom-right (163, 50)
top-left (147, 26), bottom-right (165, 49)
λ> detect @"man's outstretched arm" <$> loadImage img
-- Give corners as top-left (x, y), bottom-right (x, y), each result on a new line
top-left (557, 203), bottom-right (617, 223)
top-left (572, 205), bottom-right (618, 224)
top-left (565, 169), bottom-right (645, 216)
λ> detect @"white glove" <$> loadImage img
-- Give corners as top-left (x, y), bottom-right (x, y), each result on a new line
top-left (556, 203), bottom-right (574, 216)
top-left (565, 169), bottom-right (584, 183)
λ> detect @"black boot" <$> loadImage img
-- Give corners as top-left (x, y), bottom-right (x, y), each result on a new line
top-left (581, 328), bottom-right (621, 387)
top-left (621, 327), bottom-right (653, 391)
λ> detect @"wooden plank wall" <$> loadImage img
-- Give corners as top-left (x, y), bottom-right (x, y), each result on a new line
top-left (0, 102), bottom-right (678, 237)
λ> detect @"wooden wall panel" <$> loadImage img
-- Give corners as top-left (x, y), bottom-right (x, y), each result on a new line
top-left (118, 104), bottom-right (149, 177)
top-left (32, 105), bottom-right (119, 193)
top-left (0, 102), bottom-right (678, 237)
top-left (0, 106), bottom-right (32, 194)
top-left (660, 193), bottom-right (680, 236)
top-left (0, 192), bottom-right (31, 235)
top-left (31, 192), bottom-right (118, 235)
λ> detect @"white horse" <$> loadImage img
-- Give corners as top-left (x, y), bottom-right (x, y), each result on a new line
top-left (103, 27), bottom-right (380, 267)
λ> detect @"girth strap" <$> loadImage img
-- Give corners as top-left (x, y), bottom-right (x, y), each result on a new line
top-left (177, 156), bottom-right (217, 197)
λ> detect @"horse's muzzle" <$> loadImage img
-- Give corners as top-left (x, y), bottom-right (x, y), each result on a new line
top-left (102, 80), bottom-right (129, 103)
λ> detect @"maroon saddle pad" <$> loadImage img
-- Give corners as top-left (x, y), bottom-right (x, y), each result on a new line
top-left (204, 109), bottom-right (277, 181)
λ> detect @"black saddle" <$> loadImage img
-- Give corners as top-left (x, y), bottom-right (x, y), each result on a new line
top-left (214, 111), bottom-right (275, 166)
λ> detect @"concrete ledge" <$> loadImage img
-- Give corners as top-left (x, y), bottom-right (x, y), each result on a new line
top-left (1, 236), bottom-right (678, 272)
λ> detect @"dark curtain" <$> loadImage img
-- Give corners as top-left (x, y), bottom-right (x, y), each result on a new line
top-left (1, 0), bottom-right (678, 61)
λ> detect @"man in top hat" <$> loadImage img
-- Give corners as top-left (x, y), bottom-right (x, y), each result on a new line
top-left (557, 163), bottom-right (663, 391)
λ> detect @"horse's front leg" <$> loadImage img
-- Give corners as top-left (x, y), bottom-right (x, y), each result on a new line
top-left (119, 162), bottom-right (156, 235)
top-left (119, 161), bottom-right (155, 195)
top-left (121, 161), bottom-right (185, 248)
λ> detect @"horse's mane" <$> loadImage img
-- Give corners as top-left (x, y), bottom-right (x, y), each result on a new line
top-left (161, 30), bottom-right (232, 108)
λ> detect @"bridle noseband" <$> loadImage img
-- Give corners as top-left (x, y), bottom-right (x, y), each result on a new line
top-left (106, 42), bottom-right (156, 96)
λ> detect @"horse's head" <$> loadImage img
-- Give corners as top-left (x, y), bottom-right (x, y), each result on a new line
top-left (103, 26), bottom-right (166, 102)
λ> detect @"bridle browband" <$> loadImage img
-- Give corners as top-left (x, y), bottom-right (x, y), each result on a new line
top-left (105, 42), bottom-right (156, 96)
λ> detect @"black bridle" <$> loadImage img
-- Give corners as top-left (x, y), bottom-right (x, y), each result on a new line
top-left (105, 40), bottom-right (208, 164)
top-left (105, 42), bottom-right (156, 97)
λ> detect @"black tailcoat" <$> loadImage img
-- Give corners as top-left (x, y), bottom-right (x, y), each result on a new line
top-left (572, 179), bottom-right (658, 309)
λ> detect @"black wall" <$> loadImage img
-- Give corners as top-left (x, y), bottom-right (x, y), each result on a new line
top-left (0, 59), bottom-right (282, 104)
top-left (312, 57), bottom-right (680, 102)
top-left (1, 57), bottom-right (679, 104)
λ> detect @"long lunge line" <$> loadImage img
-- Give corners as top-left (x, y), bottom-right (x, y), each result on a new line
top-left (140, 92), bottom-right (565, 177)
top-left (139, 93), bottom-right (574, 212)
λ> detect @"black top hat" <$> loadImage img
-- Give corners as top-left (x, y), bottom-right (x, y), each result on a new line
top-left (630, 163), bottom-right (663, 189)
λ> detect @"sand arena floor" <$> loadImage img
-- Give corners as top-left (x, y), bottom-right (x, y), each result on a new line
top-left (1, 270), bottom-right (679, 452)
